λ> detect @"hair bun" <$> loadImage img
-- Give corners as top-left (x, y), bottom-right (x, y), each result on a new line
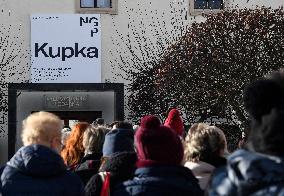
top-left (140, 115), bottom-right (161, 129)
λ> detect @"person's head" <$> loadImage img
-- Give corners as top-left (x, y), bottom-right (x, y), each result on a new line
top-left (102, 128), bottom-right (134, 157)
top-left (111, 121), bottom-right (133, 130)
top-left (135, 115), bottom-right (184, 165)
top-left (164, 108), bottom-right (184, 137)
top-left (184, 123), bottom-right (226, 163)
top-left (133, 125), bottom-right (139, 133)
top-left (99, 128), bottom-right (135, 170)
top-left (214, 126), bottom-right (229, 155)
top-left (83, 126), bottom-right (106, 154)
top-left (109, 121), bottom-right (119, 129)
top-left (93, 118), bottom-right (105, 127)
top-left (61, 122), bottom-right (89, 166)
top-left (244, 72), bottom-right (284, 156)
top-left (61, 127), bottom-right (71, 148)
top-left (21, 111), bottom-right (63, 153)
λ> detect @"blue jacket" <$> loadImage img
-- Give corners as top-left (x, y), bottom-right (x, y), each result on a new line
top-left (113, 165), bottom-right (203, 196)
top-left (0, 144), bottom-right (84, 196)
top-left (208, 149), bottom-right (284, 196)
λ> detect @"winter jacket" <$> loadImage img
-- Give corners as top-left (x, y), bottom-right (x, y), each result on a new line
top-left (185, 156), bottom-right (227, 190)
top-left (114, 165), bottom-right (203, 196)
top-left (208, 149), bottom-right (284, 196)
top-left (185, 161), bottom-right (215, 190)
top-left (74, 152), bottom-right (102, 185)
top-left (85, 152), bottom-right (137, 196)
top-left (0, 144), bottom-right (84, 196)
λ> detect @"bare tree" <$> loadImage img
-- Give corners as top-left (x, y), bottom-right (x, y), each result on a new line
top-left (0, 10), bottom-right (29, 137)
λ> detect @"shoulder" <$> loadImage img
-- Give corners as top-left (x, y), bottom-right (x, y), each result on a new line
top-left (207, 166), bottom-right (233, 194)
top-left (115, 166), bottom-right (203, 196)
top-left (253, 183), bottom-right (284, 196)
top-left (206, 151), bottom-right (249, 195)
top-left (86, 173), bottom-right (103, 186)
top-left (115, 178), bottom-right (203, 196)
top-left (58, 171), bottom-right (85, 195)
top-left (64, 170), bottom-right (84, 184)
top-left (1, 167), bottom-right (84, 196)
top-left (0, 165), bottom-right (5, 175)
top-left (1, 164), bottom-right (21, 186)
top-left (85, 173), bottom-right (103, 196)
top-left (74, 163), bottom-right (100, 185)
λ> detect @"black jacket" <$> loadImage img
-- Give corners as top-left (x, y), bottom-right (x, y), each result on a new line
top-left (85, 152), bottom-right (137, 196)
top-left (74, 152), bottom-right (102, 185)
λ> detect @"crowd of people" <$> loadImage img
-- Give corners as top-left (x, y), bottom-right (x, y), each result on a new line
top-left (0, 70), bottom-right (284, 195)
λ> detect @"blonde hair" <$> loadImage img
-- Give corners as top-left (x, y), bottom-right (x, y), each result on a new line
top-left (184, 123), bottom-right (226, 162)
top-left (83, 126), bottom-right (106, 154)
top-left (21, 111), bottom-right (62, 146)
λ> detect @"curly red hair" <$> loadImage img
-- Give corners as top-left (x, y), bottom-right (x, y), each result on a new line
top-left (61, 122), bottom-right (89, 167)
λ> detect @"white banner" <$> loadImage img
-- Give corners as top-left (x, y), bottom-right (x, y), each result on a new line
top-left (31, 14), bottom-right (101, 83)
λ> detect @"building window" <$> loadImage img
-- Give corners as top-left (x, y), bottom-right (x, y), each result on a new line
top-left (190, 0), bottom-right (224, 15)
top-left (76, 0), bottom-right (118, 14)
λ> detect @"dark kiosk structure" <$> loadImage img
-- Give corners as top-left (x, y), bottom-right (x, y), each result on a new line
top-left (8, 83), bottom-right (124, 158)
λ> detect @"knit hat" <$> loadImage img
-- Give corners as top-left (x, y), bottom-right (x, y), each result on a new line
top-left (103, 128), bottom-right (134, 157)
top-left (164, 109), bottom-right (184, 137)
top-left (135, 115), bottom-right (184, 165)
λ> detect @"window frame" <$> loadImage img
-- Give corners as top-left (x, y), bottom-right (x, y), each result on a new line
top-left (189, 0), bottom-right (224, 15)
top-left (76, 0), bottom-right (118, 14)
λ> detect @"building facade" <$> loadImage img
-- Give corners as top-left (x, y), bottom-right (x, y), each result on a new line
top-left (0, 0), bottom-right (283, 163)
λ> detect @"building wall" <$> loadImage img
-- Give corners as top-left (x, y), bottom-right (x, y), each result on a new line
top-left (0, 0), bottom-right (283, 163)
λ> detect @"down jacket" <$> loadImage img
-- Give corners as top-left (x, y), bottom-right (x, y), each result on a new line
top-left (113, 165), bottom-right (203, 196)
top-left (0, 144), bottom-right (84, 196)
top-left (208, 149), bottom-right (284, 196)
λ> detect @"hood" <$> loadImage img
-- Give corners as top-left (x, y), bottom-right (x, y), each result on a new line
top-left (185, 161), bottom-right (215, 177)
top-left (6, 144), bottom-right (66, 177)
top-left (100, 152), bottom-right (137, 183)
top-left (185, 161), bottom-right (215, 190)
top-left (226, 149), bottom-right (284, 193)
top-left (100, 152), bottom-right (137, 173)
